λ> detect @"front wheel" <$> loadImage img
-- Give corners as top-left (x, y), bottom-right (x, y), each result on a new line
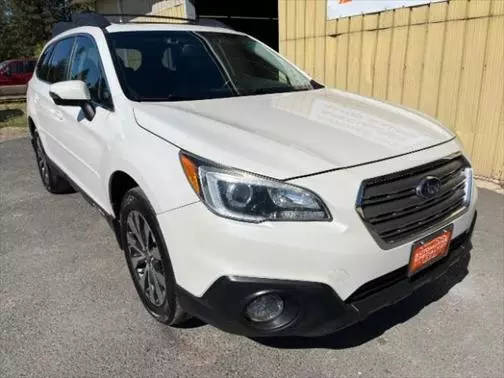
top-left (120, 187), bottom-right (188, 325)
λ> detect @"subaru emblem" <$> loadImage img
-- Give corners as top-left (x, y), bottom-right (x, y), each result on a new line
top-left (416, 176), bottom-right (442, 199)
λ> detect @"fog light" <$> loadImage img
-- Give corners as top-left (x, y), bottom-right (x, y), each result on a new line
top-left (245, 294), bottom-right (284, 323)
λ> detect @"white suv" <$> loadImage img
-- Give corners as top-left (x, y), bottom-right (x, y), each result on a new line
top-left (27, 14), bottom-right (477, 337)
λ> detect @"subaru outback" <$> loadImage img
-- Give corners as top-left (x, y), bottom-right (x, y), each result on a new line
top-left (26, 15), bottom-right (477, 337)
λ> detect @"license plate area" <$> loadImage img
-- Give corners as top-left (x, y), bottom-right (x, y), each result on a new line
top-left (408, 225), bottom-right (453, 277)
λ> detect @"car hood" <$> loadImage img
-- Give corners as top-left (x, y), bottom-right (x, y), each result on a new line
top-left (133, 88), bottom-right (454, 179)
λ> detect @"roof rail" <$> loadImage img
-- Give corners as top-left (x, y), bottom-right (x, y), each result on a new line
top-left (103, 13), bottom-right (233, 30)
top-left (102, 13), bottom-right (197, 24)
top-left (52, 12), bottom-right (111, 38)
top-left (51, 12), bottom-right (234, 38)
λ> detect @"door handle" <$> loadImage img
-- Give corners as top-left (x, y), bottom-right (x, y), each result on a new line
top-left (50, 108), bottom-right (64, 121)
top-left (54, 110), bottom-right (63, 121)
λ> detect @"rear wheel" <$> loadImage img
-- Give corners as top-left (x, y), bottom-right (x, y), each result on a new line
top-left (120, 187), bottom-right (188, 325)
top-left (32, 129), bottom-right (74, 194)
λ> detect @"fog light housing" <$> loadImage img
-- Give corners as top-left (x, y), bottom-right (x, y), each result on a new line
top-left (245, 293), bottom-right (284, 323)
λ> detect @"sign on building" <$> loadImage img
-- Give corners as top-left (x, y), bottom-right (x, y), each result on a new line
top-left (327, 0), bottom-right (446, 20)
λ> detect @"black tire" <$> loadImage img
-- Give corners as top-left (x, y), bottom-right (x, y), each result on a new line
top-left (32, 129), bottom-right (75, 194)
top-left (120, 187), bottom-right (188, 325)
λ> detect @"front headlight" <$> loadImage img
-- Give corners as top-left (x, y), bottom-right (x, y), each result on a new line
top-left (180, 152), bottom-right (331, 222)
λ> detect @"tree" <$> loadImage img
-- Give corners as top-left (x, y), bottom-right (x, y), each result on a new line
top-left (0, 0), bottom-right (94, 62)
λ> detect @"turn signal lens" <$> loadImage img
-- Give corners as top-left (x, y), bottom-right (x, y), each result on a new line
top-left (180, 154), bottom-right (200, 195)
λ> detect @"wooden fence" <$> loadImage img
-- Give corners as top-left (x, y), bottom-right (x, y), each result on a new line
top-left (279, 0), bottom-right (504, 183)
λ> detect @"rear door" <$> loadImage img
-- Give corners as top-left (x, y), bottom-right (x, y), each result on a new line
top-left (27, 45), bottom-right (53, 142)
top-left (34, 37), bottom-right (76, 169)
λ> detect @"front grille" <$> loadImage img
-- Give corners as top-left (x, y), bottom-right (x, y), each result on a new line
top-left (357, 154), bottom-right (470, 247)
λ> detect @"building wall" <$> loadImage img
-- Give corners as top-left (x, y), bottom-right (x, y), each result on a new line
top-left (279, 0), bottom-right (504, 183)
top-left (142, 0), bottom-right (187, 23)
top-left (95, 0), bottom-right (120, 13)
top-left (96, 0), bottom-right (187, 21)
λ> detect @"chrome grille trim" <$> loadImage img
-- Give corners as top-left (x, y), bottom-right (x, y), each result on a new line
top-left (356, 153), bottom-right (471, 249)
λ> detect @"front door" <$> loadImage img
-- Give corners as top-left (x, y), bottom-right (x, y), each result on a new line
top-left (53, 35), bottom-right (114, 208)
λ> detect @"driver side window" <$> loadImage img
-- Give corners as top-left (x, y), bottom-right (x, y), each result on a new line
top-left (70, 36), bottom-right (113, 110)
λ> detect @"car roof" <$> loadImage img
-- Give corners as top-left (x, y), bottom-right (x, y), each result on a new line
top-left (106, 23), bottom-right (243, 35)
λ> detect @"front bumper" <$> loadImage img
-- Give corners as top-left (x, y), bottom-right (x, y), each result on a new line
top-left (177, 212), bottom-right (476, 337)
top-left (158, 141), bottom-right (476, 301)
top-left (156, 140), bottom-right (477, 336)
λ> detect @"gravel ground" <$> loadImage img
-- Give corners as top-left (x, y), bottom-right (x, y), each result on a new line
top-left (0, 127), bottom-right (28, 143)
top-left (1, 138), bottom-right (503, 378)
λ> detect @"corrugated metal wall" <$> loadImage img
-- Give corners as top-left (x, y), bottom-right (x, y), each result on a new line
top-left (132, 0), bottom-right (186, 23)
top-left (97, 0), bottom-right (187, 22)
top-left (279, 0), bottom-right (504, 183)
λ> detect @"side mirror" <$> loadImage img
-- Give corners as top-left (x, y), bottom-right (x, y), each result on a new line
top-left (49, 81), bottom-right (95, 121)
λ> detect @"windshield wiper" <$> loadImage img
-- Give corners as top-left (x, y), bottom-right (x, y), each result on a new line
top-left (138, 95), bottom-right (192, 102)
top-left (244, 87), bottom-right (295, 95)
top-left (244, 86), bottom-right (313, 96)
top-left (310, 79), bottom-right (325, 89)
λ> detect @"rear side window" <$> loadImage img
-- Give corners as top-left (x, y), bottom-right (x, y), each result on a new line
top-left (47, 38), bottom-right (75, 83)
top-left (70, 36), bottom-right (112, 109)
top-left (36, 45), bottom-right (54, 81)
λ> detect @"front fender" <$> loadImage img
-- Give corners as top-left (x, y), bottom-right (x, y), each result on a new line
top-left (104, 124), bottom-right (199, 216)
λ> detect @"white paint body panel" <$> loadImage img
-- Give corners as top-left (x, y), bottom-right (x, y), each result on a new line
top-left (49, 80), bottom-right (91, 101)
top-left (27, 24), bottom-right (476, 302)
top-left (134, 88), bottom-right (454, 179)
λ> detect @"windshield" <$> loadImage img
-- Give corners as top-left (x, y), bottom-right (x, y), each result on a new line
top-left (107, 31), bottom-right (318, 102)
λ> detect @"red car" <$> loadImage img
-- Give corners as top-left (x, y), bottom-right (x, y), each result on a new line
top-left (0, 58), bottom-right (37, 86)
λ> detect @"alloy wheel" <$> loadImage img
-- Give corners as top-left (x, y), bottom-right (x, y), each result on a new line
top-left (35, 135), bottom-right (50, 186)
top-left (126, 210), bottom-right (167, 307)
